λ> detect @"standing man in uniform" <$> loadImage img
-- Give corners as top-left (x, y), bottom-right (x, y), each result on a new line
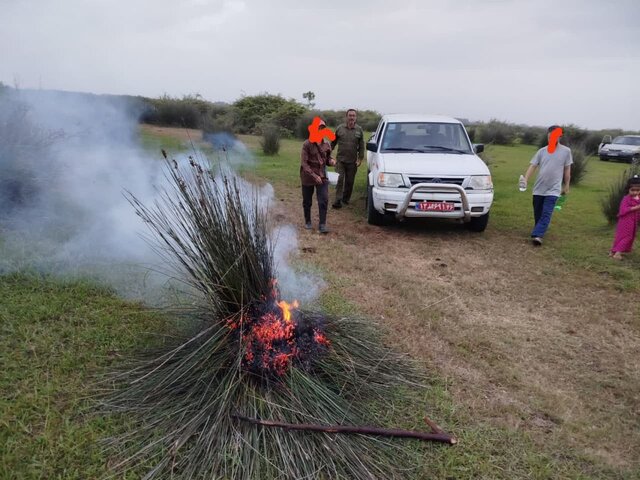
top-left (331, 109), bottom-right (365, 209)
top-left (520, 125), bottom-right (572, 246)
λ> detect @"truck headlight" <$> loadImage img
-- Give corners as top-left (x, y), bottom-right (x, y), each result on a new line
top-left (377, 173), bottom-right (405, 188)
top-left (468, 175), bottom-right (493, 190)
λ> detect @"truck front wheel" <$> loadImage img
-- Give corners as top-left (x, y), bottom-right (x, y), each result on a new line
top-left (465, 212), bottom-right (489, 232)
top-left (367, 185), bottom-right (385, 226)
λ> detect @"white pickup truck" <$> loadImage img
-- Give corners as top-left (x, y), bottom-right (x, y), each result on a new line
top-left (366, 114), bottom-right (493, 231)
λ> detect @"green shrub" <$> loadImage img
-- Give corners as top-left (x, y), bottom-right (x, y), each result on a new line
top-left (142, 94), bottom-right (210, 128)
top-left (260, 124), bottom-right (281, 155)
top-left (560, 124), bottom-right (587, 149)
top-left (267, 103), bottom-right (307, 136)
top-left (466, 127), bottom-right (476, 143)
top-left (601, 167), bottom-right (640, 224)
top-left (356, 110), bottom-right (382, 131)
top-left (521, 127), bottom-right (544, 146)
top-left (294, 111), bottom-right (322, 139)
top-left (320, 110), bottom-right (342, 128)
top-left (569, 146), bottom-right (589, 186)
top-left (202, 103), bottom-right (237, 134)
top-left (583, 132), bottom-right (604, 155)
top-left (478, 120), bottom-right (516, 145)
top-left (233, 94), bottom-right (301, 134)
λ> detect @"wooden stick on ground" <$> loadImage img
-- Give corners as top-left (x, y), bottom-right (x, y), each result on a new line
top-left (424, 415), bottom-right (445, 434)
top-left (233, 415), bottom-right (457, 445)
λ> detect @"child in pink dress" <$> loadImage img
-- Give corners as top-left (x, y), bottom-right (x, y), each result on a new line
top-left (610, 175), bottom-right (640, 260)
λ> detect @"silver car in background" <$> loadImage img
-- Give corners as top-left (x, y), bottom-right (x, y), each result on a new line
top-left (599, 135), bottom-right (640, 164)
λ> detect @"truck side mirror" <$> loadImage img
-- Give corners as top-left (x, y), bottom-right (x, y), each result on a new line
top-left (366, 141), bottom-right (378, 152)
top-left (602, 135), bottom-right (612, 145)
top-left (473, 144), bottom-right (484, 154)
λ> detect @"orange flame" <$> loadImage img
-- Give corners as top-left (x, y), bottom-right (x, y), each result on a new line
top-left (227, 278), bottom-right (329, 376)
top-left (277, 299), bottom-right (299, 323)
top-left (314, 329), bottom-right (331, 347)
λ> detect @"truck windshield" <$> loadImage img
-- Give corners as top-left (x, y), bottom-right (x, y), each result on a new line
top-left (381, 122), bottom-right (473, 154)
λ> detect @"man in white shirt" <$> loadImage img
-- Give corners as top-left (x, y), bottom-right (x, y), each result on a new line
top-left (521, 125), bottom-right (573, 246)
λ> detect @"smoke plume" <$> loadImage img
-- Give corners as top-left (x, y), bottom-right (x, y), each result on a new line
top-left (0, 88), bottom-right (318, 303)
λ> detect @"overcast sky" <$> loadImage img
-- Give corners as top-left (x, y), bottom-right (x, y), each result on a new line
top-left (2, 0), bottom-right (638, 130)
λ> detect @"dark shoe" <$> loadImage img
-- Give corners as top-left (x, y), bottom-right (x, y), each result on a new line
top-left (319, 224), bottom-right (329, 234)
top-left (343, 199), bottom-right (350, 205)
top-left (532, 237), bottom-right (543, 246)
top-left (332, 202), bottom-right (342, 209)
top-left (304, 222), bottom-right (312, 230)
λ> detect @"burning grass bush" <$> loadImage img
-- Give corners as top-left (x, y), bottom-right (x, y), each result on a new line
top-left (102, 156), bottom-right (437, 479)
top-left (570, 146), bottom-right (590, 186)
top-left (260, 124), bottom-right (281, 155)
top-left (601, 166), bottom-right (640, 224)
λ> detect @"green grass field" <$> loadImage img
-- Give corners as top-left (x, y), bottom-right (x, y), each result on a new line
top-left (1, 128), bottom-right (637, 479)
top-left (0, 273), bottom-right (168, 479)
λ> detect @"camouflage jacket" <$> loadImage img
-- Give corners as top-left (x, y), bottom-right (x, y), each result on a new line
top-left (331, 124), bottom-right (364, 163)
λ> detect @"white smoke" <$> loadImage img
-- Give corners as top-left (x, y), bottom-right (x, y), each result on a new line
top-left (272, 224), bottom-right (324, 304)
top-left (0, 88), bottom-right (322, 304)
top-left (0, 89), bottom-right (165, 297)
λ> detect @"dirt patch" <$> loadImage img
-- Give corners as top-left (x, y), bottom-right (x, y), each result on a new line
top-left (273, 187), bottom-right (640, 471)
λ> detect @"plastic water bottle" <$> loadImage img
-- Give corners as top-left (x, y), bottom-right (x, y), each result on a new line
top-left (518, 175), bottom-right (527, 192)
top-left (554, 195), bottom-right (566, 211)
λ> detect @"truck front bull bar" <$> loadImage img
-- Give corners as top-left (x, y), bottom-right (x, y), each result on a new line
top-left (395, 183), bottom-right (471, 222)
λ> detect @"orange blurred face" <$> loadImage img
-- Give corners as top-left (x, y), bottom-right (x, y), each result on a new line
top-left (547, 128), bottom-right (563, 143)
top-left (629, 185), bottom-right (640, 197)
top-left (346, 110), bottom-right (357, 126)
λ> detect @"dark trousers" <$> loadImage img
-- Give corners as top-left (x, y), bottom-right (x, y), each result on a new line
top-left (531, 195), bottom-right (558, 238)
top-left (302, 182), bottom-right (329, 225)
top-left (335, 161), bottom-right (358, 203)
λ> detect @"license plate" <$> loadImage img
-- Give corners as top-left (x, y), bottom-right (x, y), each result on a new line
top-left (609, 152), bottom-right (618, 156)
top-left (415, 201), bottom-right (455, 212)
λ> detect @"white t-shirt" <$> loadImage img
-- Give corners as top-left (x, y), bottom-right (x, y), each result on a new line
top-left (530, 144), bottom-right (573, 196)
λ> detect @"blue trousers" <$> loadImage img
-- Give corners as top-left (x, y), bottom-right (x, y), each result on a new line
top-left (531, 195), bottom-right (558, 238)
